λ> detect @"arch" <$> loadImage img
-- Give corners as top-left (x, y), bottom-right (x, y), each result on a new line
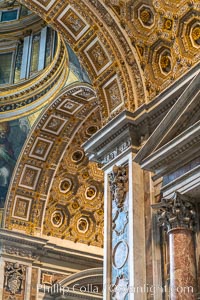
top-left (16, 0), bottom-right (147, 123)
top-left (59, 267), bottom-right (103, 287)
top-left (40, 268), bottom-right (103, 299)
top-left (3, 83), bottom-right (104, 248)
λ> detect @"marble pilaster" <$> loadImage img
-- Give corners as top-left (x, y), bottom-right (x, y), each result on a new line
top-left (83, 111), bottom-right (146, 300)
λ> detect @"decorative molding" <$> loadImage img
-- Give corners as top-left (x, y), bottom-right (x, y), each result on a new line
top-left (83, 112), bottom-right (139, 165)
top-left (140, 119), bottom-right (200, 178)
top-left (12, 195), bottom-right (32, 221)
top-left (42, 115), bottom-right (68, 135)
top-left (57, 99), bottom-right (82, 115)
top-left (29, 137), bottom-right (54, 161)
top-left (100, 136), bottom-right (132, 165)
top-left (0, 228), bottom-right (103, 263)
top-left (19, 165), bottom-right (41, 190)
top-left (113, 240), bottom-right (129, 269)
top-left (57, 5), bottom-right (90, 41)
top-left (135, 71), bottom-right (200, 173)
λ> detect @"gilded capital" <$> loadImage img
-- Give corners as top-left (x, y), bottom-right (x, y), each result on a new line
top-left (152, 192), bottom-right (197, 232)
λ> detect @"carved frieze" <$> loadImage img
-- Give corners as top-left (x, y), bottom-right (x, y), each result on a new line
top-left (2, 246), bottom-right (38, 259)
top-left (100, 137), bottom-right (132, 164)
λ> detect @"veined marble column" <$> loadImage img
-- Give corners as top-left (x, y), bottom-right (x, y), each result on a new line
top-left (153, 192), bottom-right (197, 300)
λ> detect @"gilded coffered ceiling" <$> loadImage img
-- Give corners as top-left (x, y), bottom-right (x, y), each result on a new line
top-left (16, 0), bottom-right (147, 124)
top-left (3, 83), bottom-right (104, 247)
top-left (15, 0), bottom-right (200, 123)
top-left (43, 133), bottom-right (104, 247)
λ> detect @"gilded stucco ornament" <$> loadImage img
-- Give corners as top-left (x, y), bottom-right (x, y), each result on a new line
top-left (77, 217), bottom-right (89, 233)
top-left (191, 25), bottom-right (200, 45)
top-left (139, 6), bottom-right (154, 27)
top-left (85, 186), bottom-right (97, 200)
top-left (164, 18), bottom-right (173, 30)
top-left (59, 178), bottom-right (72, 193)
top-left (51, 210), bottom-right (64, 227)
top-left (109, 165), bottom-right (128, 209)
top-left (13, 0), bottom-right (200, 104)
top-left (16, 0), bottom-right (146, 121)
top-left (159, 51), bottom-right (172, 73)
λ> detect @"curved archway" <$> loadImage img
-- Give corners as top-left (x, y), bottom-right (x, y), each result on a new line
top-left (4, 83), bottom-right (104, 248)
top-left (17, 0), bottom-right (147, 123)
top-left (59, 267), bottom-right (103, 286)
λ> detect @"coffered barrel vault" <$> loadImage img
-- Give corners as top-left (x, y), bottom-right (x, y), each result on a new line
top-left (17, 0), bottom-right (147, 123)
top-left (15, 0), bottom-right (200, 124)
top-left (3, 83), bottom-right (104, 248)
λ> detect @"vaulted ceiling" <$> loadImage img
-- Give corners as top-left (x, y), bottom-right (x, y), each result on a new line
top-left (4, 83), bottom-right (104, 247)
top-left (16, 0), bottom-right (200, 124)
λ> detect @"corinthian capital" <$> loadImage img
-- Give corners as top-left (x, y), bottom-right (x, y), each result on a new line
top-left (152, 192), bottom-right (197, 232)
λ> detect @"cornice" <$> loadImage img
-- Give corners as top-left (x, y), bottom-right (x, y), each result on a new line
top-left (0, 14), bottom-right (42, 34)
top-left (134, 70), bottom-right (200, 184)
top-left (83, 68), bottom-right (198, 165)
top-left (140, 119), bottom-right (200, 178)
top-left (161, 165), bottom-right (200, 198)
top-left (0, 229), bottom-right (103, 263)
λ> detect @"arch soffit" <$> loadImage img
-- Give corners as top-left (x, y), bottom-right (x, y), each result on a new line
top-left (59, 268), bottom-right (103, 289)
top-left (3, 83), bottom-right (103, 244)
top-left (16, 0), bottom-right (147, 123)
